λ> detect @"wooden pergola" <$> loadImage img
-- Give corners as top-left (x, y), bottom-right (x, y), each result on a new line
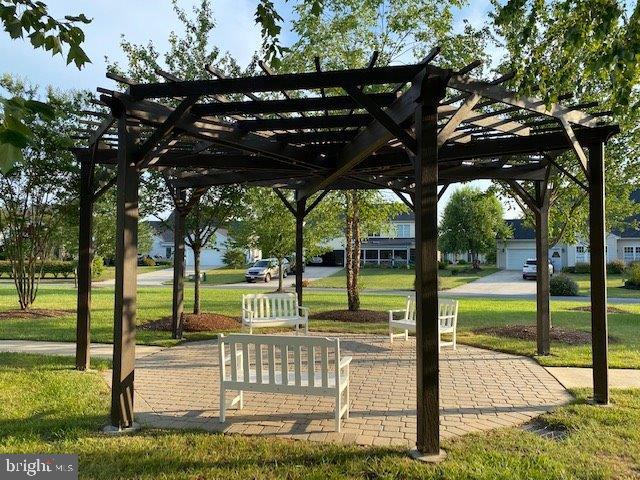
top-left (73, 51), bottom-right (618, 458)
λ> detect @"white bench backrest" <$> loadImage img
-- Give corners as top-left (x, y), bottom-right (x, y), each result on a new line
top-left (404, 296), bottom-right (458, 326)
top-left (242, 293), bottom-right (299, 320)
top-left (219, 334), bottom-right (340, 389)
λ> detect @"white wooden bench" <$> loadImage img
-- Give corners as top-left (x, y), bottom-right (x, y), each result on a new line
top-left (218, 333), bottom-right (352, 431)
top-left (241, 293), bottom-right (309, 334)
top-left (388, 297), bottom-right (459, 350)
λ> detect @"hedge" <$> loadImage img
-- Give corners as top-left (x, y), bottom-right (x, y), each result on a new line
top-left (0, 260), bottom-right (76, 279)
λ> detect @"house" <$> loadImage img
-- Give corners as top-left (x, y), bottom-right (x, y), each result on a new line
top-left (146, 220), bottom-right (230, 268)
top-left (320, 213), bottom-right (417, 266)
top-left (497, 190), bottom-right (640, 270)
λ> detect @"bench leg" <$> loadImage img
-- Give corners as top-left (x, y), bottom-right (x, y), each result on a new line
top-left (239, 390), bottom-right (244, 409)
top-left (304, 321), bottom-right (309, 335)
top-left (219, 387), bottom-right (226, 423)
top-left (404, 329), bottom-right (408, 341)
top-left (453, 329), bottom-right (457, 350)
top-left (335, 389), bottom-right (342, 432)
top-left (345, 383), bottom-right (350, 419)
top-left (389, 325), bottom-right (393, 343)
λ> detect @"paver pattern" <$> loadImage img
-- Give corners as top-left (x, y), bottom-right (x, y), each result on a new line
top-left (126, 335), bottom-right (572, 447)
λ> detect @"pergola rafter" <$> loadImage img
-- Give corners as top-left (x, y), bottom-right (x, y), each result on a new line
top-left (72, 54), bottom-right (618, 459)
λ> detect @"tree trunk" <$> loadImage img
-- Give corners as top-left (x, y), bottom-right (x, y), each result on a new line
top-left (345, 192), bottom-right (361, 311)
top-left (277, 260), bottom-right (284, 292)
top-left (193, 244), bottom-right (201, 315)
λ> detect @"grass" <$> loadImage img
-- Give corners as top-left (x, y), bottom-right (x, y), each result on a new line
top-left (1, 353), bottom-right (640, 479)
top-left (309, 265), bottom-right (500, 290)
top-left (0, 286), bottom-right (639, 368)
top-left (201, 267), bottom-right (247, 285)
top-left (566, 273), bottom-right (640, 298)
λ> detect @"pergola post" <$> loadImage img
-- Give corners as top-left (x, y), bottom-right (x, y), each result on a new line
top-left (534, 180), bottom-right (551, 355)
top-left (295, 196), bottom-right (306, 306)
top-left (589, 141), bottom-right (609, 404)
top-left (109, 115), bottom-right (140, 430)
top-left (413, 75), bottom-right (447, 460)
top-left (76, 157), bottom-right (94, 371)
top-left (172, 189), bottom-right (187, 339)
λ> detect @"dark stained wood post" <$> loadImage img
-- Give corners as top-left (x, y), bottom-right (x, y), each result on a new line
top-left (171, 190), bottom-right (186, 339)
top-left (76, 157), bottom-right (94, 370)
top-left (589, 141), bottom-right (609, 404)
top-left (534, 181), bottom-right (551, 355)
top-left (413, 74), bottom-right (447, 459)
top-left (110, 115), bottom-right (140, 430)
top-left (295, 196), bottom-right (306, 306)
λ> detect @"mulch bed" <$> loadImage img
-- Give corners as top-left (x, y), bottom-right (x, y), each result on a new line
top-left (0, 309), bottom-right (72, 320)
top-left (140, 313), bottom-right (241, 332)
top-left (310, 309), bottom-right (387, 323)
top-left (566, 305), bottom-right (629, 314)
top-left (474, 325), bottom-right (619, 345)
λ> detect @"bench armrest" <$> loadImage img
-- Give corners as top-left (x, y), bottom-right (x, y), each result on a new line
top-left (242, 308), bottom-right (254, 319)
top-left (339, 356), bottom-right (352, 370)
top-left (388, 309), bottom-right (407, 321)
top-left (298, 306), bottom-right (309, 317)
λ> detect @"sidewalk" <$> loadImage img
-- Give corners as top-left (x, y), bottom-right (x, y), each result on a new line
top-left (545, 366), bottom-right (640, 389)
top-left (0, 340), bottom-right (163, 359)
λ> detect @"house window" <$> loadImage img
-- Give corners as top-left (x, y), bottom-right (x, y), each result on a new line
top-left (165, 247), bottom-right (172, 258)
top-left (636, 247), bottom-right (640, 260)
top-left (624, 246), bottom-right (634, 263)
top-left (395, 224), bottom-right (411, 238)
top-left (363, 249), bottom-right (378, 265)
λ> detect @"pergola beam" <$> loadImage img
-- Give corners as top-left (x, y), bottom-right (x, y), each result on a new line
top-left (129, 64), bottom-right (428, 99)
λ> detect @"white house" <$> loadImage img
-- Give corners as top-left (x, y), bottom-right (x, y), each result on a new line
top-left (146, 220), bottom-right (229, 268)
top-left (498, 189), bottom-right (640, 271)
top-left (320, 213), bottom-right (418, 266)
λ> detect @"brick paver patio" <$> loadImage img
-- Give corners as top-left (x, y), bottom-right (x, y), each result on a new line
top-left (123, 335), bottom-right (572, 447)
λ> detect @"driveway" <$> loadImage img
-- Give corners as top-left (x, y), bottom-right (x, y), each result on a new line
top-left (446, 269), bottom-right (536, 296)
top-left (221, 265), bottom-right (342, 289)
top-left (95, 267), bottom-right (193, 287)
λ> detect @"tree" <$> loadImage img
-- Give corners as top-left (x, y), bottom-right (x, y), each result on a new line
top-left (110, 0), bottom-right (249, 314)
top-left (0, 1), bottom-right (91, 171)
top-left (440, 186), bottom-right (512, 268)
top-left (342, 191), bottom-right (406, 311)
top-left (231, 188), bottom-right (341, 292)
top-left (491, 1), bottom-right (640, 244)
top-left (0, 75), bottom-right (81, 309)
top-left (277, 0), bottom-right (470, 310)
top-left (493, 1), bottom-right (640, 113)
top-left (185, 187), bottom-right (245, 314)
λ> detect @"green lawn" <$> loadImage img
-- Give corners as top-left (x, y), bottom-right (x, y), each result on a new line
top-left (1, 286), bottom-right (639, 368)
top-left (309, 265), bottom-right (500, 290)
top-left (1, 353), bottom-right (639, 479)
top-left (566, 273), bottom-right (640, 298)
top-left (201, 267), bottom-right (246, 285)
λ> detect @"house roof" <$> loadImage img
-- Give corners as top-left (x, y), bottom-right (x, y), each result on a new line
top-left (394, 212), bottom-right (415, 222)
top-left (149, 216), bottom-right (228, 243)
top-left (505, 219), bottom-right (535, 240)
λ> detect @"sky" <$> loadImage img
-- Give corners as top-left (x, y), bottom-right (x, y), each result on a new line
top-left (0, 0), bottom-right (517, 217)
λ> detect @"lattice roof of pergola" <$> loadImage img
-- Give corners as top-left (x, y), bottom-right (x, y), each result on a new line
top-left (72, 50), bottom-right (619, 200)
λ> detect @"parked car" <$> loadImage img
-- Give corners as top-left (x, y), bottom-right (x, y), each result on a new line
top-left (245, 258), bottom-right (290, 283)
top-left (522, 258), bottom-right (554, 280)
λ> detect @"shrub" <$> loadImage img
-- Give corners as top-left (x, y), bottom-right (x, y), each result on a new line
top-left (574, 262), bottom-right (590, 274)
top-left (550, 274), bottom-right (579, 296)
top-left (0, 260), bottom-right (77, 278)
top-left (561, 266), bottom-right (575, 274)
top-left (438, 261), bottom-right (447, 270)
top-left (142, 257), bottom-right (156, 267)
top-left (625, 263), bottom-right (640, 289)
top-left (457, 259), bottom-right (468, 265)
top-left (223, 247), bottom-right (247, 269)
top-left (92, 256), bottom-right (105, 279)
top-left (607, 259), bottom-right (626, 274)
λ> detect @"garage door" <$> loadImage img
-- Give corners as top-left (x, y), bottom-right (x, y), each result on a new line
top-left (506, 248), bottom-right (536, 270)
